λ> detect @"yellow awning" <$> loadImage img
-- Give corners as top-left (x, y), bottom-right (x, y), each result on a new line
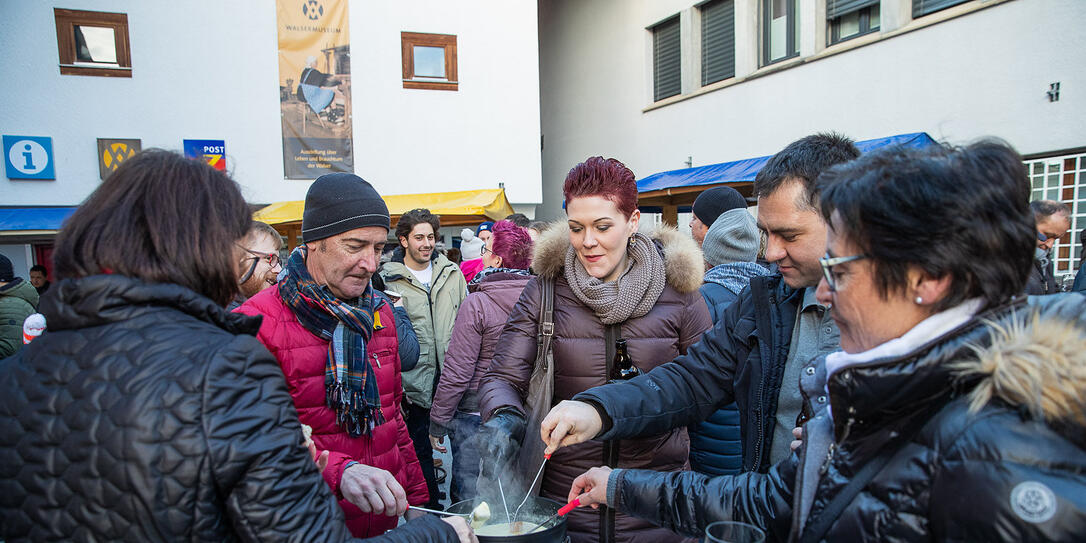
top-left (253, 188), bottom-right (515, 230)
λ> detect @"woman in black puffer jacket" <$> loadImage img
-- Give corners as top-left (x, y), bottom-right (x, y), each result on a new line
top-left (0, 151), bottom-right (466, 543)
top-left (568, 142), bottom-right (1086, 542)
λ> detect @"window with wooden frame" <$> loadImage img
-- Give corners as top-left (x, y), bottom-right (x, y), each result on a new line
top-left (401, 32), bottom-right (457, 91)
top-left (54, 8), bottom-right (131, 77)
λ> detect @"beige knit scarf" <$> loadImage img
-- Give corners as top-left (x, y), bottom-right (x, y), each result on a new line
top-left (563, 232), bottom-right (666, 325)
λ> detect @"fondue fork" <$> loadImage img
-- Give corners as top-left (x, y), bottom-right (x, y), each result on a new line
top-left (527, 498), bottom-right (580, 534)
top-left (498, 478), bottom-right (512, 522)
top-left (512, 453), bottom-right (550, 524)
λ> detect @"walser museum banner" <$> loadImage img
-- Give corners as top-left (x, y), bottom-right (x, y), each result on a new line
top-left (277, 0), bottom-right (353, 178)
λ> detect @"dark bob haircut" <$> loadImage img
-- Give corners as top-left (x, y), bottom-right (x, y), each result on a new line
top-left (816, 140), bottom-right (1033, 312)
top-left (396, 208), bottom-right (441, 241)
top-left (53, 149), bottom-right (252, 307)
top-left (753, 132), bottom-right (860, 209)
top-left (563, 157), bottom-right (638, 218)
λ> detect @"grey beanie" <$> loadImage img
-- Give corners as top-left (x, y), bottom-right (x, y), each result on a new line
top-left (702, 208), bottom-right (760, 267)
top-left (302, 173), bottom-right (390, 242)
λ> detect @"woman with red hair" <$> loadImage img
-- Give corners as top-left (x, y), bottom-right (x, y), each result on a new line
top-left (429, 220), bottom-right (535, 504)
top-left (478, 158), bottom-right (712, 543)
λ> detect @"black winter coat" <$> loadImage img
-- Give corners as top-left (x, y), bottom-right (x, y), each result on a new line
top-left (579, 273), bottom-right (804, 473)
top-left (608, 295), bottom-right (1086, 542)
top-left (0, 275), bottom-right (458, 543)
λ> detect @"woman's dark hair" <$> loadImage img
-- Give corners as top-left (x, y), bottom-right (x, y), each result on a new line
top-left (395, 208), bottom-right (441, 242)
top-left (53, 149), bottom-right (252, 306)
top-left (753, 132), bottom-right (860, 209)
top-left (816, 140), bottom-right (1034, 311)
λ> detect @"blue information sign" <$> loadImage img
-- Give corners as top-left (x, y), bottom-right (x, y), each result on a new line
top-left (183, 139), bottom-right (226, 171)
top-left (3, 135), bottom-right (55, 180)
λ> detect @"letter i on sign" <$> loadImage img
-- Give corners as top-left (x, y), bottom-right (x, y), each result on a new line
top-left (22, 144), bottom-right (35, 169)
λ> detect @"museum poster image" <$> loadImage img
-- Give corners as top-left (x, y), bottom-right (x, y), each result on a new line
top-left (277, 0), bottom-right (353, 178)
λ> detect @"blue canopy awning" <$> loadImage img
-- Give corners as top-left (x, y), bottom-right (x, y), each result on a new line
top-left (637, 132), bottom-right (939, 195)
top-left (0, 207), bottom-right (78, 231)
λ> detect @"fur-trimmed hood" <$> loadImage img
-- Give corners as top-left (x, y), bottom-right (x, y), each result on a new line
top-left (531, 221), bottom-right (704, 294)
top-left (955, 298), bottom-right (1086, 429)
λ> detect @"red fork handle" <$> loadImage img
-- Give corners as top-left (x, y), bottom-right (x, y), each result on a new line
top-left (557, 498), bottom-right (580, 517)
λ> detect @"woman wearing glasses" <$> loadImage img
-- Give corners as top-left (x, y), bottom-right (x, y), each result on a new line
top-left (567, 141), bottom-right (1086, 542)
top-left (229, 221), bottom-right (284, 310)
top-left (0, 150), bottom-right (472, 541)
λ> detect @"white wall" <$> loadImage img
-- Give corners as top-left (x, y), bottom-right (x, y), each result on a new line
top-left (536, 0), bottom-right (1086, 219)
top-left (0, 0), bottom-right (541, 207)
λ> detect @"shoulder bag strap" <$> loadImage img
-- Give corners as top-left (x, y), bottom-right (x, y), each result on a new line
top-left (796, 446), bottom-right (897, 543)
top-left (798, 399), bottom-right (955, 543)
top-left (538, 277), bottom-right (555, 367)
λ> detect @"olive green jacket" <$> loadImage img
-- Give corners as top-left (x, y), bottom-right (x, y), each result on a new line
top-left (0, 279), bottom-right (38, 358)
top-left (381, 250), bottom-right (466, 408)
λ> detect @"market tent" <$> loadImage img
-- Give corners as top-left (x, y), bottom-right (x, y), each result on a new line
top-left (0, 207), bottom-right (78, 241)
top-left (637, 132), bottom-right (938, 224)
top-left (253, 188), bottom-right (515, 249)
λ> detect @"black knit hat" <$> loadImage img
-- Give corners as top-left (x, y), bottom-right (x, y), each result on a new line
top-left (692, 186), bottom-right (748, 227)
top-left (302, 173), bottom-right (390, 242)
top-left (0, 254), bottom-right (13, 282)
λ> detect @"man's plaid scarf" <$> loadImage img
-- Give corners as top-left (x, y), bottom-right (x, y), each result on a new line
top-left (279, 246), bottom-right (385, 437)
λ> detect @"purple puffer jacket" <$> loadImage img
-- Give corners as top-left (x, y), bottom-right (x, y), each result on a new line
top-left (430, 271), bottom-right (532, 437)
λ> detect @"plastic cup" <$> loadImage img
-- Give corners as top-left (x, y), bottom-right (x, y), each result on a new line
top-left (704, 521), bottom-right (766, 543)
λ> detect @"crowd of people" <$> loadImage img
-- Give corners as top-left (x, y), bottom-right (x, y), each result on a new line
top-left (0, 132), bottom-right (1083, 543)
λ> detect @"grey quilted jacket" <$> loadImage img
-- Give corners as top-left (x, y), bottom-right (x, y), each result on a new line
top-left (0, 275), bottom-right (458, 542)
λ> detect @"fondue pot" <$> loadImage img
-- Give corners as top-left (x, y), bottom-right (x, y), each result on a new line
top-left (449, 497), bottom-right (569, 543)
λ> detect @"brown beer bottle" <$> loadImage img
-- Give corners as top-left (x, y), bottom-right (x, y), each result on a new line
top-left (610, 338), bottom-right (642, 381)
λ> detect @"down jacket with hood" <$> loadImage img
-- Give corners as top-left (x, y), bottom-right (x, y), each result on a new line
top-left (0, 275), bottom-right (459, 542)
top-left (236, 284), bottom-right (429, 538)
top-left (604, 294), bottom-right (1086, 542)
top-left (0, 278), bottom-right (38, 358)
top-left (478, 224), bottom-right (712, 543)
top-left (430, 270), bottom-right (533, 436)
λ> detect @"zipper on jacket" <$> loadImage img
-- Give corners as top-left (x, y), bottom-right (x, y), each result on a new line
top-left (372, 352), bottom-right (381, 369)
top-left (749, 279), bottom-right (773, 473)
top-left (601, 323), bottom-right (621, 543)
top-left (821, 410), bottom-right (855, 475)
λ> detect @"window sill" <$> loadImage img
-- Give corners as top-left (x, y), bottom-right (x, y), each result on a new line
top-left (59, 64), bottom-right (132, 77)
top-left (643, 0), bottom-right (1013, 113)
top-left (403, 79), bottom-right (458, 91)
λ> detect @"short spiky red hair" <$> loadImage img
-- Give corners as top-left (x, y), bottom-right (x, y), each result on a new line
top-left (563, 157), bottom-right (638, 218)
top-left (490, 220), bottom-right (533, 270)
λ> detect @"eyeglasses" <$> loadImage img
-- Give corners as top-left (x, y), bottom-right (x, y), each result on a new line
top-left (238, 245), bottom-right (281, 269)
top-left (819, 253), bottom-right (866, 292)
top-left (480, 245), bottom-right (491, 256)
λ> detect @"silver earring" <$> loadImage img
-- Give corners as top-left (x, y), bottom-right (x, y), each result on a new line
top-left (915, 297), bottom-right (923, 304)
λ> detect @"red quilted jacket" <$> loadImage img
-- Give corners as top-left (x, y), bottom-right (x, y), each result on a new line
top-left (237, 285), bottom-right (428, 537)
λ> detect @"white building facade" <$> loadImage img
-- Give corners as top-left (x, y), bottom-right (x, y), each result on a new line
top-left (537, 0), bottom-right (1086, 277)
top-left (1, 0), bottom-right (541, 272)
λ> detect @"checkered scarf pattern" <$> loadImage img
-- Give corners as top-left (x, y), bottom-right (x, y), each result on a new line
top-left (279, 246), bottom-right (385, 437)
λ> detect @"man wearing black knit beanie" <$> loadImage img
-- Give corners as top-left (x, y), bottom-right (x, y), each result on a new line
top-left (235, 173), bottom-right (469, 540)
top-left (689, 186), bottom-right (749, 246)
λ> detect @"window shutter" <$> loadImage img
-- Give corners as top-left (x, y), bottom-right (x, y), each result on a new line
top-left (826, 0), bottom-right (878, 19)
top-left (912, 0), bottom-right (969, 18)
top-left (701, 0), bottom-right (735, 86)
top-left (653, 17), bottom-right (682, 101)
